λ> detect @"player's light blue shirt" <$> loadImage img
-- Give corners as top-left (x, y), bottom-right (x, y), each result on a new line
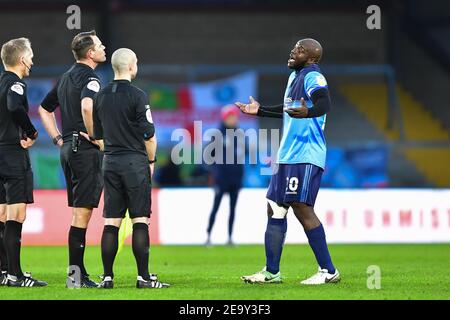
top-left (277, 65), bottom-right (328, 169)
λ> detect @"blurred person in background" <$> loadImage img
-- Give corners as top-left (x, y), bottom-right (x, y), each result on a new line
top-left (205, 105), bottom-right (244, 246)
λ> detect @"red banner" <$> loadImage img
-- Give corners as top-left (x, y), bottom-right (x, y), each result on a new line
top-left (22, 190), bottom-right (160, 246)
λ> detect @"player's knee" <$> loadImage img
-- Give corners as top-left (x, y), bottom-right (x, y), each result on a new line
top-left (8, 215), bottom-right (26, 223)
top-left (71, 208), bottom-right (93, 227)
top-left (132, 217), bottom-right (149, 225)
top-left (267, 200), bottom-right (288, 219)
top-left (0, 204), bottom-right (6, 221)
top-left (6, 203), bottom-right (27, 223)
top-left (292, 202), bottom-right (315, 218)
top-left (73, 207), bottom-right (93, 216)
top-left (104, 218), bottom-right (122, 228)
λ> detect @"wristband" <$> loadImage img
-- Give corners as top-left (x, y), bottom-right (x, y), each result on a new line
top-left (52, 134), bottom-right (62, 145)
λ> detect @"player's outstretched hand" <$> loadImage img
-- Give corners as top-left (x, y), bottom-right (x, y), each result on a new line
top-left (235, 96), bottom-right (260, 115)
top-left (20, 137), bottom-right (35, 149)
top-left (285, 97), bottom-right (309, 118)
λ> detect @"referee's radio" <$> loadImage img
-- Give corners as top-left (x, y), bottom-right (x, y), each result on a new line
top-left (71, 132), bottom-right (80, 153)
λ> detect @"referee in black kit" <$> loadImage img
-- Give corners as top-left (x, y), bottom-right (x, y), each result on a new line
top-left (94, 48), bottom-right (169, 289)
top-left (0, 38), bottom-right (46, 287)
top-left (38, 30), bottom-right (106, 287)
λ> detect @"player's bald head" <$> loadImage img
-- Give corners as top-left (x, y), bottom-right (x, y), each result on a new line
top-left (297, 38), bottom-right (322, 63)
top-left (111, 48), bottom-right (137, 74)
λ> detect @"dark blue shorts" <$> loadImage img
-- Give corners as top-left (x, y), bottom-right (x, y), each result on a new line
top-left (266, 163), bottom-right (323, 207)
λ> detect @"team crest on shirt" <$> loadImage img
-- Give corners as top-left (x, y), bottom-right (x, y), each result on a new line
top-left (87, 80), bottom-right (100, 92)
top-left (316, 75), bottom-right (327, 87)
top-left (145, 105), bottom-right (153, 123)
top-left (10, 83), bottom-right (24, 95)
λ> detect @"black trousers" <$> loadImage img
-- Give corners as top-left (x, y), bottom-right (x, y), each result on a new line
top-left (207, 184), bottom-right (240, 238)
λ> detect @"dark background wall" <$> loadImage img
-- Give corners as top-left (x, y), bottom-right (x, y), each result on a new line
top-left (0, 0), bottom-right (449, 188)
top-left (0, 3), bottom-right (385, 66)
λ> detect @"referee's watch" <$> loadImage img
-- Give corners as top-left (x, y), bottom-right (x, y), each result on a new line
top-left (148, 157), bottom-right (157, 164)
top-left (52, 134), bottom-right (62, 145)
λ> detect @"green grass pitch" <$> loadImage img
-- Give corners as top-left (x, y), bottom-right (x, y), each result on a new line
top-left (1, 244), bottom-right (449, 300)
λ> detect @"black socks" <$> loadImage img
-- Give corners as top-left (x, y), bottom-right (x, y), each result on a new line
top-left (4, 221), bottom-right (23, 277)
top-left (101, 225), bottom-right (119, 279)
top-left (0, 221), bottom-right (7, 272)
top-left (68, 226), bottom-right (88, 276)
top-left (132, 223), bottom-right (150, 280)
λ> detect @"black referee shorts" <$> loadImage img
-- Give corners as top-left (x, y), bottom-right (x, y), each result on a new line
top-left (60, 141), bottom-right (103, 208)
top-left (102, 154), bottom-right (151, 219)
top-left (0, 147), bottom-right (34, 205)
top-left (0, 182), bottom-right (4, 204)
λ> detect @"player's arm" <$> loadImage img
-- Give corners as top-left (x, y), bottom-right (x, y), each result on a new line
top-left (257, 104), bottom-right (284, 118)
top-left (81, 97), bottom-right (95, 138)
top-left (136, 91), bottom-right (156, 176)
top-left (80, 77), bottom-right (101, 146)
top-left (39, 83), bottom-right (62, 146)
top-left (7, 83), bottom-right (38, 149)
top-left (235, 96), bottom-right (283, 118)
top-left (285, 88), bottom-right (331, 119)
top-left (136, 92), bottom-right (156, 142)
top-left (285, 71), bottom-right (331, 119)
top-left (92, 96), bottom-right (104, 152)
top-left (145, 134), bottom-right (157, 177)
top-left (307, 88), bottom-right (331, 117)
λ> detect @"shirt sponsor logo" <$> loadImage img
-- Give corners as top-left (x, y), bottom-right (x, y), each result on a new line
top-left (316, 75), bottom-right (327, 87)
top-left (87, 80), bottom-right (100, 93)
top-left (11, 83), bottom-right (24, 95)
top-left (145, 105), bottom-right (153, 123)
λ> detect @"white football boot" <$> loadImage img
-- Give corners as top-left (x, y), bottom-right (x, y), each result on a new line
top-left (300, 267), bottom-right (340, 285)
top-left (241, 267), bottom-right (282, 284)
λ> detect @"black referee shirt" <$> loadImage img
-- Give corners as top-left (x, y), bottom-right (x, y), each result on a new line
top-left (93, 79), bottom-right (155, 156)
top-left (40, 63), bottom-right (101, 142)
top-left (0, 71), bottom-right (36, 147)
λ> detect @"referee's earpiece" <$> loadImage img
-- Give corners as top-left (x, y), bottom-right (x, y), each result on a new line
top-left (21, 58), bottom-right (32, 73)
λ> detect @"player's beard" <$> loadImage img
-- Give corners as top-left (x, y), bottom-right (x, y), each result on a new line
top-left (94, 53), bottom-right (107, 64)
top-left (289, 61), bottom-right (307, 70)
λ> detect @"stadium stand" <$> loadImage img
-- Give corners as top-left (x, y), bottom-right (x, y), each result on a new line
top-left (0, 5), bottom-right (448, 187)
top-left (340, 83), bottom-right (450, 187)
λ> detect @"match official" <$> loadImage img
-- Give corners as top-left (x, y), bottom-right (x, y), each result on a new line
top-left (0, 38), bottom-right (46, 287)
top-left (38, 30), bottom-right (106, 287)
top-left (94, 48), bottom-right (169, 289)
